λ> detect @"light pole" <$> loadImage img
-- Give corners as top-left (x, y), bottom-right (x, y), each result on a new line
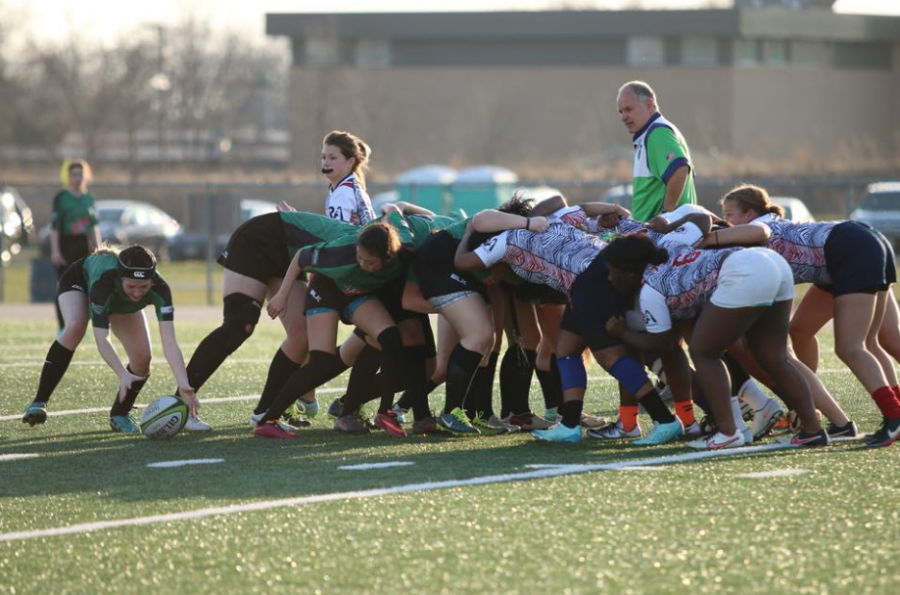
top-left (146, 24), bottom-right (170, 169)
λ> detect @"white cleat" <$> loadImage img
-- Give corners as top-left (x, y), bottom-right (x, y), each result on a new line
top-left (750, 399), bottom-right (784, 440)
top-left (687, 430), bottom-right (746, 450)
top-left (249, 412), bottom-right (297, 433)
top-left (184, 415), bottom-right (213, 432)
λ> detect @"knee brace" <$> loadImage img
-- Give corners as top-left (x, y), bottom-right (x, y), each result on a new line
top-left (557, 354), bottom-right (587, 392)
top-left (609, 356), bottom-right (650, 396)
top-left (221, 293), bottom-right (262, 352)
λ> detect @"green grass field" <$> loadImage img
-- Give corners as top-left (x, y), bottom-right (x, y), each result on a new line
top-left (1, 317), bottom-right (899, 595)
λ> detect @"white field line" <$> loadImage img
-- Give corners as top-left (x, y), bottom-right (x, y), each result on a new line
top-left (338, 462), bottom-right (414, 470)
top-left (147, 459), bottom-right (225, 468)
top-left (0, 389), bottom-right (344, 422)
top-left (0, 442), bottom-right (793, 543)
top-left (0, 358), bottom-right (275, 368)
top-left (0, 453), bottom-right (39, 462)
top-left (736, 468), bottom-right (810, 479)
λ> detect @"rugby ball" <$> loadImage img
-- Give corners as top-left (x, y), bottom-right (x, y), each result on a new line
top-left (140, 395), bottom-right (189, 439)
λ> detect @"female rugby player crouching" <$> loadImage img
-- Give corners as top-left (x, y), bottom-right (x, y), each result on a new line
top-left (22, 245), bottom-right (201, 433)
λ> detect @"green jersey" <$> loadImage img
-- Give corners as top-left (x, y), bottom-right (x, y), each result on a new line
top-left (82, 252), bottom-right (173, 329)
top-left (278, 211), bottom-right (358, 259)
top-left (52, 190), bottom-right (99, 263)
top-left (297, 212), bottom-right (416, 295)
top-left (631, 112), bottom-right (696, 222)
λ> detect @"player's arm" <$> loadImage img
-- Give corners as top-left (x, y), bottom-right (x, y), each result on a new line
top-left (578, 202), bottom-right (631, 219)
top-left (646, 212), bottom-right (712, 236)
top-left (158, 320), bottom-right (198, 415)
top-left (530, 195), bottom-right (567, 217)
top-left (699, 223), bottom-right (770, 248)
top-left (266, 249), bottom-right (305, 319)
top-left (471, 210), bottom-right (548, 233)
top-left (453, 221), bottom-right (493, 272)
top-left (606, 286), bottom-right (678, 352)
top-left (401, 280), bottom-right (435, 314)
top-left (384, 201), bottom-right (436, 218)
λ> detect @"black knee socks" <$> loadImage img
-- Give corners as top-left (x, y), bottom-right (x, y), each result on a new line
top-left (261, 350), bottom-right (347, 423)
top-left (444, 344), bottom-right (483, 414)
top-left (639, 389), bottom-right (676, 424)
top-left (340, 345), bottom-right (383, 415)
top-left (376, 327), bottom-right (403, 414)
top-left (34, 340), bottom-right (75, 404)
top-left (110, 365), bottom-right (148, 417)
top-left (253, 348), bottom-right (303, 415)
top-left (535, 355), bottom-right (563, 412)
top-left (467, 351), bottom-right (499, 420)
top-left (500, 346), bottom-right (535, 417)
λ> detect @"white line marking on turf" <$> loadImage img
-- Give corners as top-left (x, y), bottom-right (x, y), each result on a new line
top-left (338, 462), bottom-right (414, 470)
top-left (0, 453), bottom-right (39, 462)
top-left (0, 442), bottom-right (794, 543)
top-left (0, 358), bottom-right (284, 369)
top-left (735, 468), bottom-right (810, 479)
top-left (0, 389), bottom-right (344, 422)
top-left (147, 459), bottom-right (225, 468)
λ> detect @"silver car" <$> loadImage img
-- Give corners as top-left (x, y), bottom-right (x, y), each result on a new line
top-left (849, 182), bottom-right (900, 248)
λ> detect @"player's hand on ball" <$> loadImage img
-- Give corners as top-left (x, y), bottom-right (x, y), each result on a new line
top-left (179, 386), bottom-right (199, 416)
top-left (118, 369), bottom-right (147, 402)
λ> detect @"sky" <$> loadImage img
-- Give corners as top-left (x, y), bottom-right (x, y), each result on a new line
top-left (4, 0), bottom-right (899, 45)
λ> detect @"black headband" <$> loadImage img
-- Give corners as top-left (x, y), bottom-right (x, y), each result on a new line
top-left (117, 256), bottom-right (155, 280)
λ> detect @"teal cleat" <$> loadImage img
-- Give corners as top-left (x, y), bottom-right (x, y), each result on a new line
top-left (437, 408), bottom-right (480, 436)
top-left (295, 398), bottom-right (319, 419)
top-left (109, 414), bottom-right (141, 434)
top-left (391, 403), bottom-right (408, 425)
top-left (22, 402), bottom-right (48, 426)
top-left (633, 419), bottom-right (683, 446)
top-left (532, 423), bottom-right (582, 443)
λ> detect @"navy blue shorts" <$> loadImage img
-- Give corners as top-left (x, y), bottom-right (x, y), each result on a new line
top-left (560, 253), bottom-right (629, 352)
top-left (823, 221), bottom-right (896, 297)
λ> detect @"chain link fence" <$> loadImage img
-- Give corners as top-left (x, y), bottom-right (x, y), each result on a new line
top-left (0, 176), bottom-right (888, 305)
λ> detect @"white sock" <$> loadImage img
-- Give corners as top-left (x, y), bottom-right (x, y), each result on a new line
top-left (731, 397), bottom-right (751, 434)
top-left (739, 379), bottom-right (774, 411)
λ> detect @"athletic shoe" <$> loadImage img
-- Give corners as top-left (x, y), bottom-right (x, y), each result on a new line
top-left (437, 408), bottom-right (480, 436)
top-left (22, 402), bottom-right (48, 426)
top-left (471, 414), bottom-right (512, 435)
top-left (773, 411), bottom-right (793, 431)
top-left (109, 415), bottom-right (141, 434)
top-left (249, 412), bottom-right (299, 434)
top-left (698, 416), bottom-right (716, 437)
top-left (282, 404), bottom-right (312, 428)
top-left (633, 420), bottom-right (683, 446)
top-left (579, 412), bottom-right (609, 429)
top-left (410, 416), bottom-right (439, 435)
top-left (543, 407), bottom-right (558, 423)
top-left (392, 404), bottom-right (408, 425)
top-left (373, 411), bottom-right (407, 437)
top-left (865, 417), bottom-right (900, 448)
top-left (826, 420), bottom-right (859, 439)
top-left (184, 416), bottom-right (213, 432)
top-left (586, 420), bottom-right (641, 440)
top-left (327, 397), bottom-right (344, 419)
top-left (742, 427), bottom-right (753, 445)
top-left (502, 412), bottom-right (554, 431)
top-left (687, 430), bottom-right (746, 450)
top-left (683, 421), bottom-right (702, 438)
top-left (790, 428), bottom-right (830, 447)
top-left (334, 412), bottom-right (370, 434)
top-left (750, 400), bottom-right (784, 440)
top-left (254, 420), bottom-right (300, 439)
top-left (295, 398), bottom-right (320, 419)
top-left (738, 396), bottom-right (754, 423)
top-left (532, 423), bottom-right (582, 443)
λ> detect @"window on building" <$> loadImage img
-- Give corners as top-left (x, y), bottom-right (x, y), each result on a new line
top-left (355, 39), bottom-right (392, 68)
top-left (305, 38), bottom-right (340, 67)
top-left (763, 40), bottom-right (789, 66)
top-left (682, 37), bottom-right (719, 66)
top-left (627, 37), bottom-right (664, 66)
top-left (735, 40), bottom-right (761, 66)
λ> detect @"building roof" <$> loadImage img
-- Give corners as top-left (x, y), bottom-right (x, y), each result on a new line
top-left (266, 8), bottom-right (900, 43)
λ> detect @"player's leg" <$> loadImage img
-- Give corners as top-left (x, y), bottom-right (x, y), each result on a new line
top-left (107, 311), bottom-right (152, 431)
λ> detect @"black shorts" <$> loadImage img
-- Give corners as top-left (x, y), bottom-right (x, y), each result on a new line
top-left (823, 221), bottom-right (895, 297)
top-left (513, 281), bottom-right (568, 306)
top-left (304, 273), bottom-right (375, 324)
top-left (560, 253), bottom-right (629, 352)
top-left (416, 231), bottom-right (487, 300)
top-left (217, 213), bottom-right (293, 285)
top-left (57, 259), bottom-right (88, 296)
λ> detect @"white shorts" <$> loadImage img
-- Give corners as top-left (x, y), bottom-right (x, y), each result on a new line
top-left (711, 248), bottom-right (795, 309)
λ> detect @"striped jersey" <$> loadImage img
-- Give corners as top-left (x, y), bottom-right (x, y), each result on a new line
top-left (751, 214), bottom-right (836, 285)
top-left (325, 173), bottom-right (375, 226)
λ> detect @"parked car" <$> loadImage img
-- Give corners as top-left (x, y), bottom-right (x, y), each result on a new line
top-left (40, 199), bottom-right (180, 260)
top-left (849, 182), bottom-right (900, 248)
top-left (167, 199), bottom-right (278, 261)
top-left (1, 186), bottom-right (35, 259)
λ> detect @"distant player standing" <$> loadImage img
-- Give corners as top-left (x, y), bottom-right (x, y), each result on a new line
top-left (617, 81), bottom-right (696, 222)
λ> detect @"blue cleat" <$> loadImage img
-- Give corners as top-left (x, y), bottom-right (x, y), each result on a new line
top-left (437, 408), bottom-right (479, 436)
top-left (109, 414), bottom-right (141, 434)
top-left (22, 402), bottom-right (48, 426)
top-left (633, 419), bottom-right (683, 446)
top-left (532, 423), bottom-right (582, 443)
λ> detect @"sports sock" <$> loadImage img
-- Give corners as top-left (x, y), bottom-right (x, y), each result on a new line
top-left (261, 350), bottom-right (347, 422)
top-left (254, 348), bottom-right (302, 415)
top-left (467, 351), bottom-right (499, 420)
top-left (400, 345), bottom-right (430, 422)
top-left (110, 365), bottom-right (148, 417)
top-left (34, 340), bottom-right (74, 404)
top-left (560, 400), bottom-right (583, 429)
top-left (500, 346), bottom-right (535, 417)
top-left (339, 345), bottom-right (382, 415)
top-left (730, 397), bottom-right (751, 436)
top-left (738, 379), bottom-right (772, 411)
top-left (872, 386), bottom-right (900, 419)
top-left (619, 405), bottom-right (639, 432)
top-left (186, 331), bottom-right (238, 393)
top-left (376, 328), bottom-right (404, 414)
top-left (674, 400), bottom-right (696, 427)
top-left (444, 344), bottom-right (483, 414)
top-left (535, 355), bottom-right (563, 412)
top-left (638, 389), bottom-right (676, 424)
